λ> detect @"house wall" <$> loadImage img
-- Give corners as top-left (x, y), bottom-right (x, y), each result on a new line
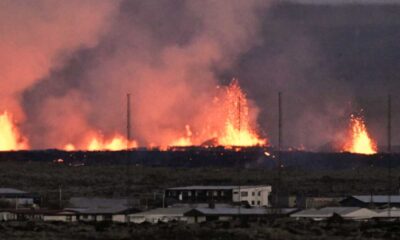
top-left (165, 189), bottom-right (233, 203)
top-left (232, 187), bottom-right (272, 207)
top-left (112, 214), bottom-right (127, 223)
top-left (127, 214), bottom-right (187, 224)
top-left (43, 215), bottom-right (77, 222)
top-left (0, 212), bottom-right (13, 221)
top-left (187, 216), bottom-right (206, 224)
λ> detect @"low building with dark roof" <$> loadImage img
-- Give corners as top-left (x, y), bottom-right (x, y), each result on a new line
top-left (65, 197), bottom-right (140, 222)
top-left (0, 188), bottom-right (39, 207)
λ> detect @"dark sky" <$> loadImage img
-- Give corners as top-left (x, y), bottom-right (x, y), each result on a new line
top-left (229, 1), bottom-right (400, 149)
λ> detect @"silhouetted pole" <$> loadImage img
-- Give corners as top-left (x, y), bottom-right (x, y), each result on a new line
top-left (278, 92), bottom-right (282, 179)
top-left (127, 93), bottom-right (131, 149)
top-left (388, 94), bottom-right (392, 217)
top-left (126, 93), bottom-right (131, 200)
top-left (275, 92), bottom-right (282, 210)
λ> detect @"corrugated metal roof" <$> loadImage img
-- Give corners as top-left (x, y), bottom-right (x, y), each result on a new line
top-left (291, 207), bottom-right (361, 218)
top-left (352, 195), bottom-right (400, 203)
top-left (66, 197), bottom-right (133, 214)
top-left (167, 185), bottom-right (271, 190)
top-left (190, 207), bottom-right (269, 215)
top-left (129, 207), bottom-right (191, 216)
top-left (0, 188), bottom-right (27, 194)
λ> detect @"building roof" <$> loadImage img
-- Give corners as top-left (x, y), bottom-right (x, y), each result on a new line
top-left (374, 208), bottom-right (400, 218)
top-left (66, 197), bottom-right (136, 214)
top-left (129, 207), bottom-right (191, 217)
top-left (185, 207), bottom-right (270, 216)
top-left (167, 185), bottom-right (271, 191)
top-left (349, 195), bottom-right (400, 204)
top-left (0, 188), bottom-right (28, 194)
top-left (291, 207), bottom-right (362, 218)
top-left (169, 203), bottom-right (234, 208)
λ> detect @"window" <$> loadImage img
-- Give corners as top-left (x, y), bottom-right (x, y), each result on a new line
top-left (233, 191), bottom-right (239, 195)
top-left (258, 192), bottom-right (261, 196)
top-left (252, 192), bottom-right (255, 196)
top-left (241, 192), bottom-right (248, 197)
top-left (213, 191), bottom-right (218, 196)
top-left (221, 191), bottom-right (225, 196)
top-left (257, 201), bottom-right (260, 205)
top-left (188, 191), bottom-right (192, 197)
top-left (251, 201), bottom-right (255, 205)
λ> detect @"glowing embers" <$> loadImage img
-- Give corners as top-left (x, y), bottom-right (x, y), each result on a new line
top-left (0, 111), bottom-right (29, 151)
top-left (217, 79), bottom-right (266, 147)
top-left (342, 113), bottom-right (377, 155)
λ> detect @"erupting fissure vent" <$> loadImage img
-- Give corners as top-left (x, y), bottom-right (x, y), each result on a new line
top-left (342, 113), bottom-right (377, 155)
top-left (217, 79), bottom-right (266, 147)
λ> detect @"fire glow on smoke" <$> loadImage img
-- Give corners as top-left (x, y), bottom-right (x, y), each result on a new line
top-left (342, 113), bottom-right (377, 155)
top-left (0, 111), bottom-right (29, 151)
top-left (0, 79), bottom-right (266, 151)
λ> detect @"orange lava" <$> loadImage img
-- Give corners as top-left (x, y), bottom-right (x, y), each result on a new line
top-left (0, 111), bottom-right (29, 151)
top-left (170, 125), bottom-right (193, 147)
top-left (217, 79), bottom-right (266, 146)
top-left (342, 114), bottom-right (377, 155)
top-left (64, 133), bottom-right (137, 151)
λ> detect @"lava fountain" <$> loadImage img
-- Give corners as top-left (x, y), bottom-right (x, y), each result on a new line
top-left (342, 113), bottom-right (377, 155)
top-left (0, 111), bottom-right (29, 151)
top-left (217, 79), bottom-right (266, 146)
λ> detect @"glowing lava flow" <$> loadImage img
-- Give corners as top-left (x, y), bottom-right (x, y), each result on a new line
top-left (217, 79), bottom-right (266, 146)
top-left (0, 111), bottom-right (29, 151)
top-left (170, 125), bottom-right (193, 147)
top-left (342, 114), bottom-right (377, 155)
top-left (64, 133), bottom-right (137, 151)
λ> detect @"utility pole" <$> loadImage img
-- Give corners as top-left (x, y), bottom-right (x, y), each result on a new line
top-left (275, 92), bottom-right (283, 211)
top-left (127, 93), bottom-right (131, 150)
top-left (388, 94), bottom-right (392, 217)
top-left (126, 93), bottom-right (131, 200)
top-left (59, 185), bottom-right (62, 209)
top-left (278, 92), bottom-right (282, 181)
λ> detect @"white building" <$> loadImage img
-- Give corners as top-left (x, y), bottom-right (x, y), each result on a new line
top-left (166, 185), bottom-right (272, 207)
top-left (232, 186), bottom-right (272, 207)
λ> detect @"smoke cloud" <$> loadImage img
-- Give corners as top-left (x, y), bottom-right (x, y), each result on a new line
top-left (2, 0), bottom-right (398, 150)
top-left (20, 0), bottom-right (270, 148)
